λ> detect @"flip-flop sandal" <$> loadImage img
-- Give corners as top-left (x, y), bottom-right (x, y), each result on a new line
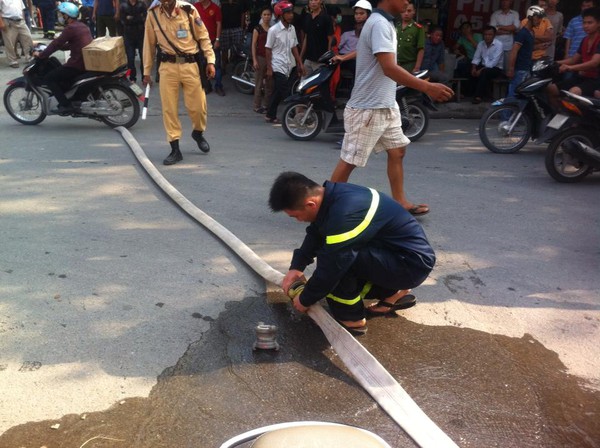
top-left (366, 294), bottom-right (417, 317)
top-left (408, 204), bottom-right (430, 216)
top-left (336, 320), bottom-right (368, 336)
top-left (265, 117), bottom-right (280, 124)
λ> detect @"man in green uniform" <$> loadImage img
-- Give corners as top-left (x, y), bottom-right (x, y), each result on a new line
top-left (396, 1), bottom-right (425, 72)
top-left (143, 0), bottom-right (215, 165)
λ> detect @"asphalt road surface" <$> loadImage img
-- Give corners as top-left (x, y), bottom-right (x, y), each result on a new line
top-left (0, 75), bottom-right (599, 447)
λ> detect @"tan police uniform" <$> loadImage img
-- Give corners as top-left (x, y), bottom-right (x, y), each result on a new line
top-left (143, 0), bottom-right (215, 144)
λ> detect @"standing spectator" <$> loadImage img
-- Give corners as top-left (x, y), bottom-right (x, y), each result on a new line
top-left (300, 0), bottom-right (332, 77)
top-left (120, 0), bottom-right (146, 82)
top-left (564, 0), bottom-right (597, 58)
top-left (542, 0), bottom-right (563, 60)
top-left (264, 1), bottom-right (304, 123)
top-left (142, 0), bottom-right (216, 165)
top-left (549, 7), bottom-right (600, 99)
top-left (490, 0), bottom-right (521, 70)
top-left (520, 4), bottom-right (553, 61)
top-left (329, 0), bottom-right (453, 217)
top-left (506, 6), bottom-right (539, 98)
top-left (80, 0), bottom-right (97, 37)
top-left (327, 4), bottom-right (341, 99)
top-left (37, 0), bottom-right (57, 38)
top-left (421, 26), bottom-right (448, 82)
top-left (251, 6), bottom-right (272, 113)
top-left (396, 1), bottom-right (425, 72)
top-left (220, 0), bottom-right (247, 74)
top-left (22, 0), bottom-right (32, 29)
top-left (93, 0), bottom-right (119, 36)
top-left (470, 25), bottom-right (504, 103)
top-left (194, 0), bottom-right (224, 95)
top-left (0, 0), bottom-right (33, 68)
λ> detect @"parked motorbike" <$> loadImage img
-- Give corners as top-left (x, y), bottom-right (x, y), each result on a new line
top-left (229, 37), bottom-right (256, 95)
top-left (281, 50), bottom-right (434, 141)
top-left (544, 90), bottom-right (600, 182)
top-left (3, 44), bottom-right (142, 128)
top-left (478, 58), bottom-right (560, 153)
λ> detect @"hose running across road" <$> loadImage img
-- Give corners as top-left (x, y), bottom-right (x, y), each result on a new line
top-left (116, 126), bottom-right (459, 448)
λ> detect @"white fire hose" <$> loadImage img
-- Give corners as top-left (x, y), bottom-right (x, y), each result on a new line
top-left (116, 127), bottom-right (459, 448)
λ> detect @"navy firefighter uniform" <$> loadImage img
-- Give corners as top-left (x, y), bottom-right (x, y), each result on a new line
top-left (291, 181), bottom-right (436, 322)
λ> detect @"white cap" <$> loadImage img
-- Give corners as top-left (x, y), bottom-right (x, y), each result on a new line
top-left (353, 0), bottom-right (372, 12)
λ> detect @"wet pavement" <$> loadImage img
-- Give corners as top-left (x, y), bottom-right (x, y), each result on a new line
top-left (1, 289), bottom-right (599, 448)
top-left (1, 36), bottom-right (599, 447)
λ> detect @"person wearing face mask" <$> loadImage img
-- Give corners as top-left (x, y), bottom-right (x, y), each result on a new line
top-left (33, 2), bottom-right (93, 114)
top-left (331, 0), bottom-right (371, 74)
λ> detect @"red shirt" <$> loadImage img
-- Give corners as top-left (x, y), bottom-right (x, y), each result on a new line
top-left (194, 1), bottom-right (221, 42)
top-left (578, 34), bottom-right (600, 78)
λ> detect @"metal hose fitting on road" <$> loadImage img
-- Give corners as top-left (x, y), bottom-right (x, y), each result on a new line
top-left (115, 126), bottom-right (459, 448)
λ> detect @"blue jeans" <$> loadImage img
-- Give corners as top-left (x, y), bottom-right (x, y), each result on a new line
top-left (508, 70), bottom-right (530, 98)
top-left (124, 33), bottom-right (144, 81)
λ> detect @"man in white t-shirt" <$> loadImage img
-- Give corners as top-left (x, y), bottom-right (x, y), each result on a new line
top-left (264, 1), bottom-right (304, 124)
top-left (329, 0), bottom-right (453, 217)
top-left (490, 0), bottom-right (521, 69)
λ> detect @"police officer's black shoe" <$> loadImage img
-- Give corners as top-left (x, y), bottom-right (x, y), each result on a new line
top-left (191, 130), bottom-right (210, 153)
top-left (164, 140), bottom-right (183, 165)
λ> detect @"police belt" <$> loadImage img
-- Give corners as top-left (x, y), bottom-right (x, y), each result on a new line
top-left (159, 53), bottom-right (198, 64)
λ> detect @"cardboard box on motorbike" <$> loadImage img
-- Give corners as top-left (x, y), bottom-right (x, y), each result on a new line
top-left (83, 36), bottom-right (126, 72)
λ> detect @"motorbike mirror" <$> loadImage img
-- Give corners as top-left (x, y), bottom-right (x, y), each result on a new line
top-left (317, 50), bottom-right (336, 64)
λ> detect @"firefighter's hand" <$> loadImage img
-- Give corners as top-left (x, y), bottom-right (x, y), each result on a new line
top-left (424, 82), bottom-right (454, 103)
top-left (292, 294), bottom-right (309, 313)
top-left (282, 269), bottom-right (305, 295)
top-left (142, 75), bottom-right (152, 87)
top-left (206, 63), bottom-right (216, 79)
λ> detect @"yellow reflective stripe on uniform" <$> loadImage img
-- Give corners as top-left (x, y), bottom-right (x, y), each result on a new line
top-left (326, 293), bottom-right (362, 306)
top-left (326, 188), bottom-right (380, 245)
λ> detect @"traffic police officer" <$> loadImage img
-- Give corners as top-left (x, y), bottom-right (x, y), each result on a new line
top-left (142, 0), bottom-right (215, 165)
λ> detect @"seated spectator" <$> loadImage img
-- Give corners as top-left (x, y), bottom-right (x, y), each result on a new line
top-left (421, 26), bottom-right (448, 83)
top-left (454, 21), bottom-right (482, 65)
top-left (520, 3), bottom-right (553, 61)
top-left (471, 25), bottom-right (504, 103)
top-left (331, 0), bottom-right (372, 75)
top-left (549, 7), bottom-right (600, 101)
top-left (506, 6), bottom-right (538, 98)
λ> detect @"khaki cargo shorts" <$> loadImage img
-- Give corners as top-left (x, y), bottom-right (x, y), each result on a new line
top-left (340, 105), bottom-right (411, 167)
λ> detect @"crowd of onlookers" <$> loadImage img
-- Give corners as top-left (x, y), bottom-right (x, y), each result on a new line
top-left (2, 0), bottom-right (599, 106)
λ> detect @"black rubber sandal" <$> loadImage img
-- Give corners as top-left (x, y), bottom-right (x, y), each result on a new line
top-left (336, 320), bottom-right (368, 336)
top-left (366, 294), bottom-right (417, 316)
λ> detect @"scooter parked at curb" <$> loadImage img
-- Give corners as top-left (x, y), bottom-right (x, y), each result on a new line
top-left (3, 43), bottom-right (142, 128)
top-left (478, 57), bottom-right (560, 153)
top-left (544, 90), bottom-right (600, 182)
top-left (281, 50), bottom-right (434, 142)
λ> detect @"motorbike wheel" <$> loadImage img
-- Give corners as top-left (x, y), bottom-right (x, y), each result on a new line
top-left (402, 102), bottom-right (429, 141)
top-left (100, 84), bottom-right (140, 129)
top-left (233, 60), bottom-right (255, 95)
top-left (545, 129), bottom-right (595, 183)
top-left (479, 104), bottom-right (531, 153)
top-left (282, 102), bottom-right (322, 141)
top-left (3, 85), bottom-right (46, 125)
